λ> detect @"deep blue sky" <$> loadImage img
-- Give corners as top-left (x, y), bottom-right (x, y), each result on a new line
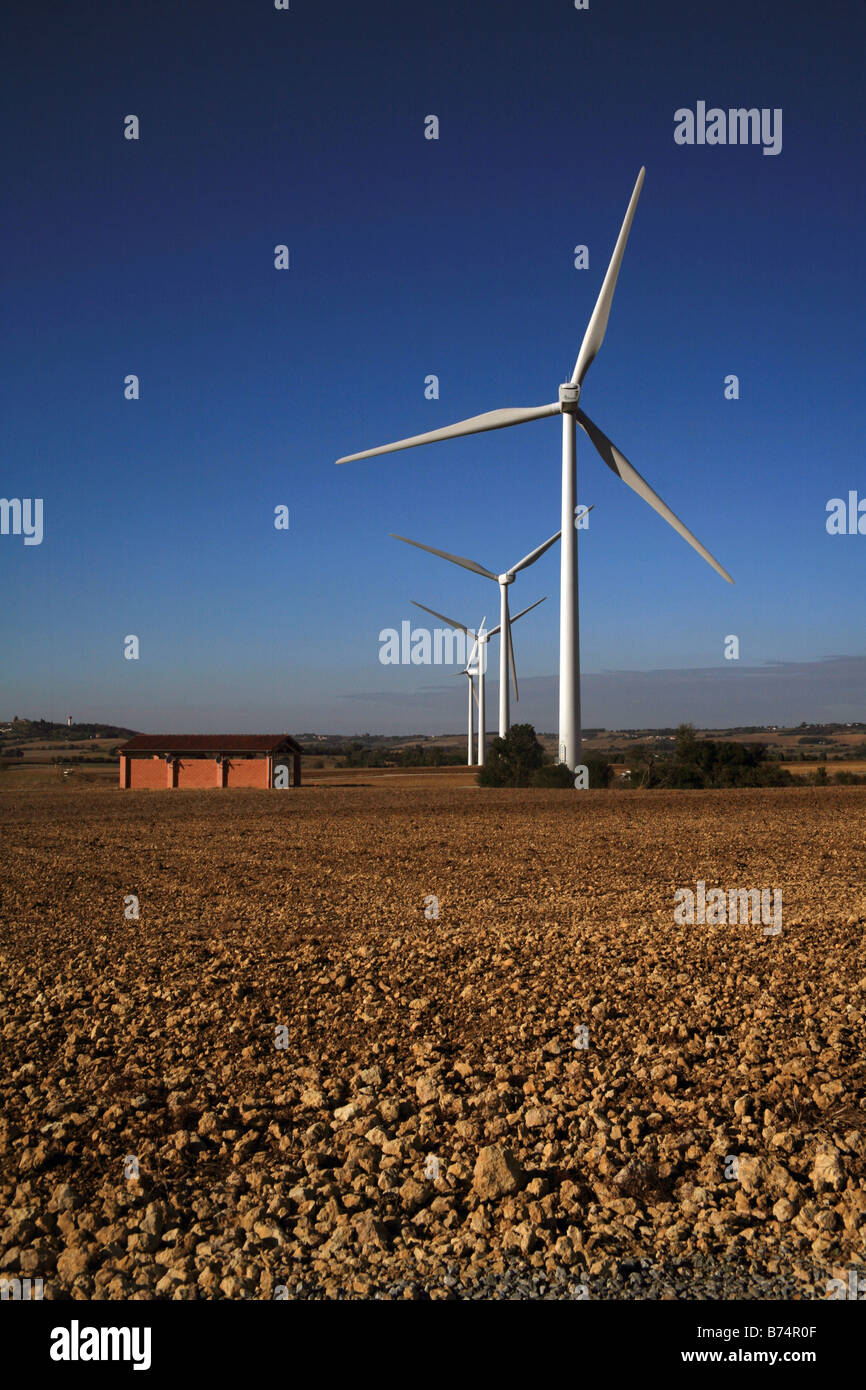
top-left (2, 0), bottom-right (863, 733)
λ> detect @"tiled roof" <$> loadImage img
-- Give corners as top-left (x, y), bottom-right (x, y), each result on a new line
top-left (119, 734), bottom-right (302, 755)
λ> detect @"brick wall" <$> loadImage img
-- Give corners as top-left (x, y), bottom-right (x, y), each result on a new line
top-left (128, 757), bottom-right (169, 789)
top-left (176, 759), bottom-right (220, 789)
top-left (122, 752), bottom-right (282, 788)
top-left (226, 758), bottom-right (270, 788)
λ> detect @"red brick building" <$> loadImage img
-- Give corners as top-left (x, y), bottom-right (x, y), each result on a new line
top-left (118, 735), bottom-right (302, 790)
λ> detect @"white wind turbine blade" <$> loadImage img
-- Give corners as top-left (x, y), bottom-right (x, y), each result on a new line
top-left (463, 629), bottom-right (482, 674)
top-left (411, 600), bottom-right (472, 634)
top-left (571, 167), bottom-right (645, 387)
top-left (504, 594), bottom-right (547, 702)
top-left (394, 534), bottom-right (497, 580)
top-left (576, 408), bottom-right (734, 584)
top-left (336, 403), bottom-right (561, 464)
top-left (510, 529), bottom-right (561, 575)
top-left (412, 601), bottom-right (485, 674)
top-left (509, 595), bottom-right (547, 624)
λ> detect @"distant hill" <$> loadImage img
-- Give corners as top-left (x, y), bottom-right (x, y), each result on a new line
top-left (0, 717), bottom-right (138, 743)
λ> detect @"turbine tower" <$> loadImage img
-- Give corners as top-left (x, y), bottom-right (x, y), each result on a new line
top-left (336, 168), bottom-right (733, 769)
top-left (398, 530), bottom-right (560, 738)
top-left (460, 658), bottom-right (477, 766)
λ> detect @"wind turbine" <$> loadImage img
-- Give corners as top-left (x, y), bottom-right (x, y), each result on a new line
top-left (457, 654), bottom-right (478, 766)
top-left (398, 530), bottom-right (560, 739)
top-left (336, 168), bottom-right (733, 769)
top-left (411, 597), bottom-right (547, 763)
top-left (453, 625), bottom-right (483, 766)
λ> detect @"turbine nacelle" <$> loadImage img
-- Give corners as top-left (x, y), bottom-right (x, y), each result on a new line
top-left (558, 382), bottom-right (581, 413)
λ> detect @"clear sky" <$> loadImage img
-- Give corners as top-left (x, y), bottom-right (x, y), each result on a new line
top-left (2, 0), bottom-right (863, 734)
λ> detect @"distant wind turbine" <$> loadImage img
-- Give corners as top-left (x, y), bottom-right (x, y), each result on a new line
top-left (412, 596), bottom-right (546, 762)
top-left (453, 622), bottom-right (484, 766)
top-left (336, 168), bottom-right (733, 769)
top-left (398, 531), bottom-right (560, 738)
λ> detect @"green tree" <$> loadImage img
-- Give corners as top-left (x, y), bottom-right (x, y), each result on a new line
top-left (477, 723), bottom-right (545, 787)
top-left (582, 754), bottom-right (614, 788)
top-left (529, 752), bottom-right (614, 788)
top-left (530, 761), bottom-right (574, 788)
top-left (674, 722), bottom-right (700, 762)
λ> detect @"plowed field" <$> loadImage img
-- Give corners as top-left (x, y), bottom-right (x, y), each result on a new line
top-left (1, 785), bottom-right (864, 1300)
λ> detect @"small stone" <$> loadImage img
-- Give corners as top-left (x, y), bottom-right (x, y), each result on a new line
top-left (141, 1201), bottom-right (167, 1238)
top-left (837, 1189), bottom-right (866, 1232)
top-left (56, 1246), bottom-right (93, 1281)
top-left (253, 1220), bottom-right (286, 1245)
top-left (810, 1146), bottom-right (844, 1193)
top-left (504, 1220), bottom-right (537, 1255)
top-left (416, 1074), bottom-right (439, 1106)
top-left (49, 1183), bottom-right (79, 1213)
top-left (400, 1178), bottom-right (427, 1212)
top-left (473, 1145), bottom-right (525, 1201)
top-left (737, 1156), bottom-right (767, 1194)
top-left (613, 1157), bottom-right (656, 1197)
top-left (353, 1210), bottom-right (389, 1248)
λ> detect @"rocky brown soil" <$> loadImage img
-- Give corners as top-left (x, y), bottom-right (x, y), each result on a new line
top-left (1, 785), bottom-right (863, 1299)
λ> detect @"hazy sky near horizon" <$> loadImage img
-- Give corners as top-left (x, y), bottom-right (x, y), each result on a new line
top-left (2, 0), bottom-right (863, 734)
